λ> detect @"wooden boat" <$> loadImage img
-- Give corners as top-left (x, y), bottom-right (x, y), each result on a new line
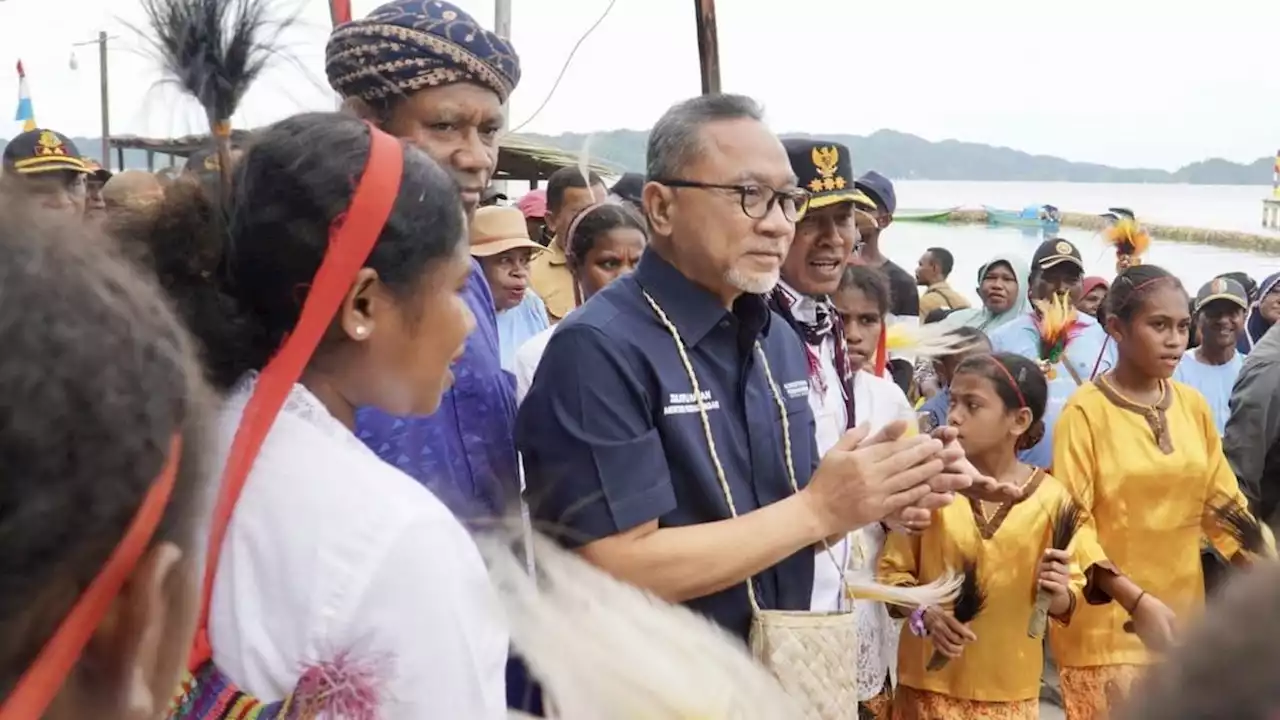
top-left (984, 204), bottom-right (1061, 230)
top-left (895, 208), bottom-right (957, 223)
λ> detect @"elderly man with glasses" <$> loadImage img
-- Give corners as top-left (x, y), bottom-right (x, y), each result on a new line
top-left (517, 94), bottom-right (970, 645)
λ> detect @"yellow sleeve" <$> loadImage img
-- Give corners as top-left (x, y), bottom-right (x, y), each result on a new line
top-left (1195, 390), bottom-right (1256, 560)
top-left (1050, 404), bottom-right (1119, 610)
top-left (918, 291), bottom-right (942, 322)
top-left (877, 527), bottom-right (921, 587)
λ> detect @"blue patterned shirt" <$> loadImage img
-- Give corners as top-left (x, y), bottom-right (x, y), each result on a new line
top-left (356, 260), bottom-right (518, 520)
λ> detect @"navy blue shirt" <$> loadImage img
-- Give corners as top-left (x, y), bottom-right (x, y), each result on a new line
top-left (517, 251), bottom-right (819, 640)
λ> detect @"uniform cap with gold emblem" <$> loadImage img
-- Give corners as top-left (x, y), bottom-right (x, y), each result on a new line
top-left (1194, 276), bottom-right (1248, 314)
top-left (2, 129), bottom-right (90, 175)
top-left (1031, 237), bottom-right (1084, 272)
top-left (782, 138), bottom-right (877, 212)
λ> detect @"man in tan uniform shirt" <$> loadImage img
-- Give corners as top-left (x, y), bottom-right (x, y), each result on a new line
top-left (528, 166), bottom-right (608, 322)
top-left (914, 246), bottom-right (970, 322)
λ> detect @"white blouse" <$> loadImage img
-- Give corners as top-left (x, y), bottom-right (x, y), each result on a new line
top-left (208, 377), bottom-right (508, 718)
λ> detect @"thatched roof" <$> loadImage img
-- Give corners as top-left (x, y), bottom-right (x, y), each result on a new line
top-left (108, 130), bottom-right (613, 181)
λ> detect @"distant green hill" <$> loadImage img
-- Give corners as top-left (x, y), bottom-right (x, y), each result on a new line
top-left (1, 128), bottom-right (1272, 184)
top-left (522, 128), bottom-right (1274, 185)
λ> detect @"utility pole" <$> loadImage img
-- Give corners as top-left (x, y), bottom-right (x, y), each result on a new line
top-left (693, 0), bottom-right (720, 95)
top-left (494, 0), bottom-right (512, 44)
top-left (98, 31), bottom-right (109, 170)
top-left (72, 33), bottom-right (113, 169)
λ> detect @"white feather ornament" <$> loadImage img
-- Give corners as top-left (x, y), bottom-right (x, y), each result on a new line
top-left (479, 532), bottom-right (802, 719)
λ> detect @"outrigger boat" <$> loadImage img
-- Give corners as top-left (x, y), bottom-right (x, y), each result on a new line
top-left (984, 204), bottom-right (1061, 231)
top-left (895, 207), bottom-right (958, 223)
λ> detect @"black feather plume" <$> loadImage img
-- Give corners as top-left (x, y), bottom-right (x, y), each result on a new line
top-left (1211, 496), bottom-right (1269, 557)
top-left (1051, 497), bottom-right (1084, 552)
top-left (928, 557), bottom-right (985, 670)
top-left (141, 0), bottom-right (289, 127)
top-left (952, 557), bottom-right (986, 623)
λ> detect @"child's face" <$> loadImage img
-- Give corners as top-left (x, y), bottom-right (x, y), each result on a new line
top-left (947, 370), bottom-right (1030, 457)
top-left (1108, 284), bottom-right (1190, 380)
top-left (833, 286), bottom-right (883, 373)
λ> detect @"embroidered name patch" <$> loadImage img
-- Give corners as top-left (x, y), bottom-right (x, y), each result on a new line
top-left (664, 390), bottom-right (720, 415)
top-left (783, 380), bottom-right (809, 400)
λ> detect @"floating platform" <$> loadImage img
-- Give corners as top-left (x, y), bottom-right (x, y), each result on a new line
top-left (942, 209), bottom-right (1280, 254)
top-left (1265, 198), bottom-right (1280, 231)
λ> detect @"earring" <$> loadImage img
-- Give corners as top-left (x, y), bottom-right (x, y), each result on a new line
top-left (354, 326), bottom-right (368, 338)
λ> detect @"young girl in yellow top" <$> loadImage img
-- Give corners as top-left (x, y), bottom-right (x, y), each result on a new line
top-left (1051, 264), bottom-right (1257, 720)
top-left (879, 352), bottom-right (1088, 720)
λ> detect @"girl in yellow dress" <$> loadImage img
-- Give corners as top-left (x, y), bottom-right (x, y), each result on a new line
top-left (1051, 263), bottom-right (1257, 720)
top-left (879, 352), bottom-right (1089, 720)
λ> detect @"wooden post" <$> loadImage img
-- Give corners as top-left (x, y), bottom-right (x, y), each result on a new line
top-left (98, 32), bottom-right (110, 170)
top-left (693, 0), bottom-right (720, 95)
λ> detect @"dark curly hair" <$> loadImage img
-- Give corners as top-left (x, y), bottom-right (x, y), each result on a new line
top-left (838, 264), bottom-right (891, 316)
top-left (953, 352), bottom-right (1048, 451)
top-left (135, 112), bottom-right (467, 391)
top-left (0, 197), bottom-right (211, 697)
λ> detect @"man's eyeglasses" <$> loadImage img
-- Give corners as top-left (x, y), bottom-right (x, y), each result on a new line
top-left (652, 179), bottom-right (811, 222)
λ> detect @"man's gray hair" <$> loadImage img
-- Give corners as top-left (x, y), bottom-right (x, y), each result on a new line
top-left (646, 94), bottom-right (764, 181)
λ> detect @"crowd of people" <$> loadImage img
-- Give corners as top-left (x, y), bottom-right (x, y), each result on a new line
top-left (2, 1), bottom-right (1280, 719)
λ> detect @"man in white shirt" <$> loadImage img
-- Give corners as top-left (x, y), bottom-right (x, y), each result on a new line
top-left (770, 138), bottom-right (919, 713)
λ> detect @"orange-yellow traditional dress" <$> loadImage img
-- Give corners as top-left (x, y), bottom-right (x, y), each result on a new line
top-left (878, 469), bottom-right (1090, 720)
top-left (1050, 378), bottom-right (1251, 720)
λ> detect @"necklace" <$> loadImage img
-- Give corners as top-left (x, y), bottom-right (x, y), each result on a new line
top-left (641, 290), bottom-right (850, 610)
top-left (1096, 373), bottom-right (1174, 455)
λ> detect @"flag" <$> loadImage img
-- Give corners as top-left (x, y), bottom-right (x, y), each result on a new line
top-left (329, 0), bottom-right (351, 26)
top-left (14, 60), bottom-right (35, 133)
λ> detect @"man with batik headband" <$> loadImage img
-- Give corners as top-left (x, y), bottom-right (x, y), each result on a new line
top-left (326, 3), bottom-right (534, 712)
top-left (774, 138), bottom-right (917, 719)
top-left (0, 128), bottom-right (90, 218)
top-left (326, 0), bottom-right (522, 521)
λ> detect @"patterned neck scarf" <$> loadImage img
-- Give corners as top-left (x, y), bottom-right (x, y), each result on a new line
top-left (769, 286), bottom-right (857, 430)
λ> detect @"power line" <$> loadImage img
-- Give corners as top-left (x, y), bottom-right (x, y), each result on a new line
top-left (507, 0), bottom-right (618, 134)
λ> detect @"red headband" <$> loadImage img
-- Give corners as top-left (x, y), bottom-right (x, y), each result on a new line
top-left (189, 123), bottom-right (403, 669)
top-left (988, 356), bottom-right (1027, 409)
top-left (0, 435), bottom-right (183, 719)
top-left (2, 122), bottom-right (403, 718)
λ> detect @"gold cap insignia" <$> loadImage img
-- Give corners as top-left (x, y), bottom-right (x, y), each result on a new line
top-left (35, 130), bottom-right (67, 157)
top-left (203, 154), bottom-right (220, 171)
top-left (1211, 278), bottom-right (1228, 294)
top-left (808, 146), bottom-right (847, 193)
top-left (1055, 240), bottom-right (1073, 255)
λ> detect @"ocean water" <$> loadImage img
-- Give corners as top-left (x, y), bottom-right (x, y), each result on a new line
top-left (873, 222), bottom-right (1280, 306)
top-left (895, 181), bottom-right (1280, 237)
top-left (498, 179), bottom-right (1280, 295)
top-left (882, 181), bottom-right (1280, 303)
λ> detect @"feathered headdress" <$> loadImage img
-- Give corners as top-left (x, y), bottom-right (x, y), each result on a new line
top-left (1031, 292), bottom-right (1086, 382)
top-left (140, 0), bottom-right (294, 190)
top-left (1103, 216), bottom-right (1151, 269)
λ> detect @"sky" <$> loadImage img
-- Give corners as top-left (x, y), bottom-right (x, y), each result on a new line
top-left (0, 0), bottom-right (1277, 170)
